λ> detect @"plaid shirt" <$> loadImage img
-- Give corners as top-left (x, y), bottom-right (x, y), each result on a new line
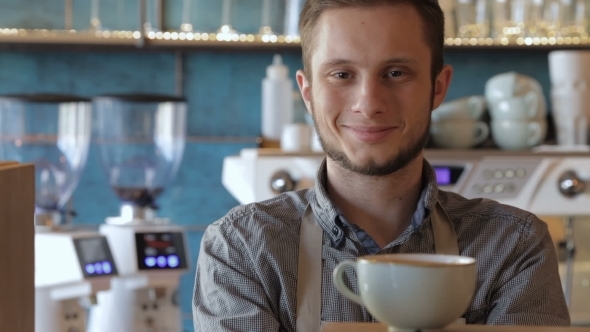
top-left (339, 187), bottom-right (428, 254)
top-left (193, 158), bottom-right (570, 332)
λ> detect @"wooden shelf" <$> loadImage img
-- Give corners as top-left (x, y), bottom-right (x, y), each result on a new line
top-left (144, 30), bottom-right (302, 50)
top-left (0, 29), bottom-right (144, 51)
top-left (1, 28), bottom-right (589, 51)
top-left (444, 36), bottom-right (590, 50)
top-left (0, 29), bottom-right (140, 46)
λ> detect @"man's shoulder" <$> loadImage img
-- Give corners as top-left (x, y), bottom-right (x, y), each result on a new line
top-left (206, 188), bottom-right (313, 238)
top-left (438, 189), bottom-right (546, 234)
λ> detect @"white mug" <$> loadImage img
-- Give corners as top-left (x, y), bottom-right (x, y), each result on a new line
top-left (280, 123), bottom-right (312, 152)
top-left (485, 72), bottom-right (544, 107)
top-left (432, 95), bottom-right (486, 121)
top-left (489, 92), bottom-right (545, 120)
top-left (551, 90), bottom-right (590, 146)
top-left (551, 89), bottom-right (590, 119)
top-left (430, 119), bottom-right (489, 149)
top-left (333, 254), bottom-right (476, 331)
top-left (553, 113), bottom-right (588, 146)
top-left (548, 50), bottom-right (590, 90)
top-left (491, 119), bottom-right (546, 150)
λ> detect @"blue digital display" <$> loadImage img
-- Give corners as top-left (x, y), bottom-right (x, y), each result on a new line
top-left (143, 254), bottom-right (180, 268)
top-left (433, 166), bottom-right (465, 186)
top-left (85, 261), bottom-right (113, 275)
top-left (434, 167), bottom-right (451, 185)
top-left (168, 255), bottom-right (179, 268)
top-left (74, 237), bottom-right (118, 278)
top-left (135, 232), bottom-right (187, 270)
top-left (145, 256), bottom-right (156, 267)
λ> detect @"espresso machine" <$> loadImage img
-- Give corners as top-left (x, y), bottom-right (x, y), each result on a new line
top-left (222, 147), bottom-right (590, 326)
top-left (222, 148), bottom-right (323, 204)
top-left (424, 148), bottom-right (590, 326)
top-left (0, 95), bottom-right (119, 332)
top-left (87, 95), bottom-right (189, 332)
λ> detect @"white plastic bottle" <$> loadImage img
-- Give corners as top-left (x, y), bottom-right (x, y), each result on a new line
top-left (262, 54), bottom-right (294, 147)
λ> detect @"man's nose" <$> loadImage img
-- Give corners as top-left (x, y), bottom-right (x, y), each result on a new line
top-left (350, 77), bottom-right (388, 117)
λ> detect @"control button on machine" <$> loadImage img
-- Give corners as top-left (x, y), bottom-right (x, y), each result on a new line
top-left (516, 168), bottom-right (526, 178)
top-left (494, 183), bottom-right (505, 193)
top-left (504, 169), bottom-right (515, 178)
top-left (472, 184), bottom-right (482, 194)
top-left (494, 170), bottom-right (503, 179)
top-left (505, 182), bottom-right (516, 193)
top-left (483, 184), bottom-right (493, 194)
top-left (484, 170), bottom-right (493, 180)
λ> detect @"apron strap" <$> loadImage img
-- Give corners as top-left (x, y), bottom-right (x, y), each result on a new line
top-left (431, 201), bottom-right (465, 325)
top-left (295, 200), bottom-right (460, 331)
top-left (431, 201), bottom-right (460, 256)
top-left (296, 204), bottom-right (323, 332)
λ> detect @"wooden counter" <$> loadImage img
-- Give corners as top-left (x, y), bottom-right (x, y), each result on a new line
top-left (322, 323), bottom-right (590, 332)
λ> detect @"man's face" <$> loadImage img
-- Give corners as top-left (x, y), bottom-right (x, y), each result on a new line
top-left (297, 4), bottom-right (452, 176)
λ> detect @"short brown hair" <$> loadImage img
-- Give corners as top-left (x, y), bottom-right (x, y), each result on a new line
top-left (299, 0), bottom-right (445, 83)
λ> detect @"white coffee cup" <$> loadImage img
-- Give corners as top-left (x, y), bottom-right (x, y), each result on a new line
top-left (432, 95), bottom-right (486, 121)
top-left (551, 89), bottom-right (590, 119)
top-left (553, 112), bottom-right (588, 146)
top-left (281, 123), bottom-right (312, 152)
top-left (552, 82), bottom-right (590, 95)
top-left (551, 89), bottom-right (590, 146)
top-left (491, 119), bottom-right (546, 150)
top-left (489, 91), bottom-right (545, 120)
top-left (430, 119), bottom-right (489, 149)
top-left (485, 72), bottom-right (544, 107)
top-left (333, 254), bottom-right (476, 331)
top-left (548, 50), bottom-right (590, 90)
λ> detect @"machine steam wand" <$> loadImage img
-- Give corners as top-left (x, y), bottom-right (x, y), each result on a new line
top-left (270, 170), bottom-right (297, 194)
top-left (558, 170), bottom-right (586, 308)
top-left (270, 170), bottom-right (315, 195)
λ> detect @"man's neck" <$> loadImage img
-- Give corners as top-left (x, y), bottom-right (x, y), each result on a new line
top-left (326, 155), bottom-right (425, 248)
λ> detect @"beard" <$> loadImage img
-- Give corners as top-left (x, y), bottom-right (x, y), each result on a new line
top-left (310, 90), bottom-right (433, 177)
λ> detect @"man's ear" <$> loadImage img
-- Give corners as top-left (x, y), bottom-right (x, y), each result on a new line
top-left (431, 64), bottom-right (453, 111)
top-left (296, 70), bottom-right (312, 113)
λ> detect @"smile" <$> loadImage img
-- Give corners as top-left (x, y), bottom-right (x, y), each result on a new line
top-left (344, 126), bottom-right (397, 143)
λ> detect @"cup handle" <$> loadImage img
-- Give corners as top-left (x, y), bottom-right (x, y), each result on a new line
top-left (332, 261), bottom-right (365, 306)
top-left (527, 122), bottom-right (542, 146)
top-left (472, 122), bottom-right (489, 146)
top-left (525, 91), bottom-right (539, 118)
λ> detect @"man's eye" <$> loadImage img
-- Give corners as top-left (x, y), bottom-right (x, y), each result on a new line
top-left (388, 71), bottom-right (403, 77)
top-left (334, 72), bottom-right (350, 79)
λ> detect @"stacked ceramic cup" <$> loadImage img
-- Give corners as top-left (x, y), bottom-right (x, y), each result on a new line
top-left (430, 96), bottom-right (489, 149)
top-left (548, 50), bottom-right (590, 147)
top-left (484, 72), bottom-right (547, 150)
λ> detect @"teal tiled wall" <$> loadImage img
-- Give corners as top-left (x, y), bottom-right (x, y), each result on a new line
top-left (0, 1), bottom-right (565, 331)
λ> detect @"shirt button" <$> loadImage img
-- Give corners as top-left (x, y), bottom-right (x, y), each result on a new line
top-left (332, 226), bottom-right (339, 235)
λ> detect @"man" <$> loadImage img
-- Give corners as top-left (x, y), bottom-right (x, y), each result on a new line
top-left (193, 0), bottom-right (570, 331)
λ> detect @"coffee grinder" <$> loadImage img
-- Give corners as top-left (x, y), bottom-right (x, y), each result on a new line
top-left (0, 94), bottom-right (119, 332)
top-left (87, 95), bottom-right (189, 332)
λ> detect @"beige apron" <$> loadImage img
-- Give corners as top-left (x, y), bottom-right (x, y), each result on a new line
top-left (295, 202), bottom-right (460, 332)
